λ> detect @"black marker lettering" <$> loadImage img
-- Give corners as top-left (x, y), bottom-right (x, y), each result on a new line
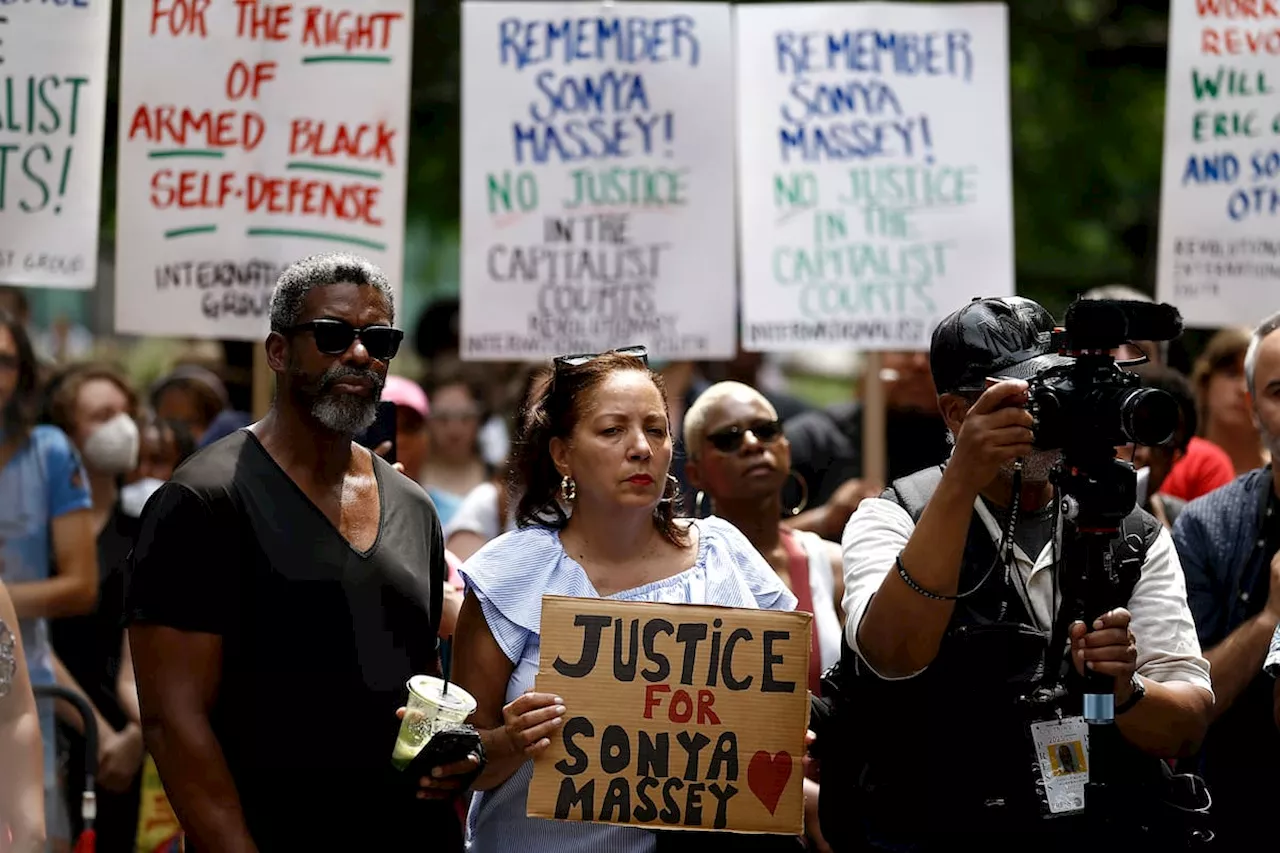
top-left (553, 614), bottom-right (612, 677)
top-left (637, 731), bottom-right (669, 778)
top-left (722, 628), bottom-right (754, 690)
top-left (555, 716), bottom-right (593, 775)
top-left (762, 630), bottom-right (796, 693)
top-left (600, 725), bottom-right (631, 775)
top-left (642, 618), bottom-right (673, 682)
top-left (676, 622), bottom-right (708, 685)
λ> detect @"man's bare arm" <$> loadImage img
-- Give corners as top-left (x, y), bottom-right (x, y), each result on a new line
top-left (130, 624), bottom-right (258, 853)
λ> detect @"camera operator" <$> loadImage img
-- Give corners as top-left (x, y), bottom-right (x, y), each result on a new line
top-left (823, 297), bottom-right (1212, 850)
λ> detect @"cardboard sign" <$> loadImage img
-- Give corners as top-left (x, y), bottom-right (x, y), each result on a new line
top-left (1156, 1), bottom-right (1280, 327)
top-left (528, 595), bottom-right (810, 835)
top-left (735, 2), bottom-right (1013, 351)
top-left (0, 1), bottom-right (111, 288)
top-left (460, 2), bottom-right (737, 361)
top-left (114, 0), bottom-right (411, 340)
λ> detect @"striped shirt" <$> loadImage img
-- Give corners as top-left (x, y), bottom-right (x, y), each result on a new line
top-left (459, 517), bottom-right (797, 853)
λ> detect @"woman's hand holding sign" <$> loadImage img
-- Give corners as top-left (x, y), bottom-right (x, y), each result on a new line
top-left (502, 691), bottom-right (566, 756)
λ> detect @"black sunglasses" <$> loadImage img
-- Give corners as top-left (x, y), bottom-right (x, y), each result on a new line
top-left (706, 420), bottom-right (784, 453)
top-left (553, 345), bottom-right (649, 371)
top-left (283, 319), bottom-right (403, 361)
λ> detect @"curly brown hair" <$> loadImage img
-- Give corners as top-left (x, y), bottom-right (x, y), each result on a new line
top-left (510, 351), bottom-right (688, 548)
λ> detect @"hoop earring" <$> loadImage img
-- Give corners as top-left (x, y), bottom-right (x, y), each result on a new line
top-left (659, 474), bottom-right (680, 504)
top-left (784, 470), bottom-right (809, 517)
top-left (694, 490), bottom-right (712, 517)
top-left (560, 475), bottom-right (577, 503)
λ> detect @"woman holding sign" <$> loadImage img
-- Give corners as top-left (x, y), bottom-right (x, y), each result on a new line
top-left (431, 348), bottom-right (808, 852)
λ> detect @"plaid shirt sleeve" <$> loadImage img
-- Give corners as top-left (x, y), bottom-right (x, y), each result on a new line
top-left (1266, 621), bottom-right (1280, 678)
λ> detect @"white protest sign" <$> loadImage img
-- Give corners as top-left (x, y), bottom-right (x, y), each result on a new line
top-left (115, 0), bottom-right (411, 341)
top-left (0, 1), bottom-right (111, 289)
top-left (460, 1), bottom-right (736, 361)
top-left (736, 2), bottom-right (1013, 352)
top-left (1156, 1), bottom-right (1280, 327)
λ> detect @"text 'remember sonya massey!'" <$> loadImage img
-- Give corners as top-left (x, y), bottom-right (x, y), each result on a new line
top-left (477, 15), bottom-right (705, 356)
top-left (759, 24), bottom-right (981, 337)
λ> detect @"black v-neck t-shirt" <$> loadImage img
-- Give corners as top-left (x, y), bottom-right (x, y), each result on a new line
top-left (125, 429), bottom-right (456, 850)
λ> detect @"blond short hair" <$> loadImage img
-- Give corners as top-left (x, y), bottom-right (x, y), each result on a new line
top-left (682, 381), bottom-right (777, 460)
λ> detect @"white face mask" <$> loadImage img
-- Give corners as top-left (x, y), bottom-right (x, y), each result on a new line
top-left (120, 477), bottom-right (165, 518)
top-left (82, 412), bottom-right (140, 476)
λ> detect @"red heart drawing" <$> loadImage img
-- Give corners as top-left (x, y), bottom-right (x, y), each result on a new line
top-left (747, 750), bottom-right (792, 815)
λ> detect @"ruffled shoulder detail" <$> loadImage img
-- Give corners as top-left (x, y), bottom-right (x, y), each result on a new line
top-left (459, 526), bottom-right (594, 661)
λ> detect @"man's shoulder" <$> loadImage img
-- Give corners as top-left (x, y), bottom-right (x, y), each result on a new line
top-left (374, 454), bottom-right (439, 518)
top-left (1181, 467), bottom-right (1268, 528)
top-left (167, 429), bottom-right (253, 499)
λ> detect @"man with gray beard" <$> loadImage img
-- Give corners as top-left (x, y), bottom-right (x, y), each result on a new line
top-left (124, 253), bottom-right (471, 852)
top-left (813, 297), bottom-right (1211, 851)
top-left (1174, 309), bottom-right (1280, 850)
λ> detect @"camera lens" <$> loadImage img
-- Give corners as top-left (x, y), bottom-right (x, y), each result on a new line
top-left (1121, 388), bottom-right (1179, 447)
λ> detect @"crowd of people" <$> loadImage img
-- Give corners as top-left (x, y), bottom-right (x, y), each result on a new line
top-left (1, 258), bottom-right (1278, 853)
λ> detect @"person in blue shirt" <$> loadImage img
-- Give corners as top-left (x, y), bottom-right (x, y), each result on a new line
top-left (0, 309), bottom-right (98, 850)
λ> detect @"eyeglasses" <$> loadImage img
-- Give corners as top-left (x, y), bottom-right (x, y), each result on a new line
top-left (553, 345), bottom-right (649, 371)
top-left (706, 420), bottom-right (784, 453)
top-left (283, 319), bottom-right (403, 361)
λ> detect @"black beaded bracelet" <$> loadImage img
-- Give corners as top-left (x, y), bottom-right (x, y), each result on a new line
top-left (895, 554), bottom-right (961, 601)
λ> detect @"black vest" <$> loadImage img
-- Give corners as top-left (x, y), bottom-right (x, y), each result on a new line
top-left (817, 467), bottom-right (1163, 845)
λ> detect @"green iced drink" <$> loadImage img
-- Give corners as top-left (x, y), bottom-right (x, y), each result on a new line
top-left (391, 675), bottom-right (477, 771)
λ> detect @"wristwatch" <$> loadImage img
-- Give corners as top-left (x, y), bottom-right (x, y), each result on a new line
top-left (1115, 674), bottom-right (1146, 715)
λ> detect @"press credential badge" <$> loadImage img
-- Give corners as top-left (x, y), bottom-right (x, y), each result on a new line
top-left (1030, 716), bottom-right (1089, 815)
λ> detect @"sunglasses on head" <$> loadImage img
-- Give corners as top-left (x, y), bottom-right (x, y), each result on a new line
top-left (283, 319), bottom-right (403, 361)
top-left (706, 420), bottom-right (784, 453)
top-left (553, 345), bottom-right (649, 371)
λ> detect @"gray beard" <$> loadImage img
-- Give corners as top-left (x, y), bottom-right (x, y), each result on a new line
top-left (292, 361), bottom-right (383, 436)
top-left (1000, 450), bottom-right (1062, 484)
top-left (312, 392), bottom-right (377, 435)
top-left (1262, 423), bottom-right (1280, 465)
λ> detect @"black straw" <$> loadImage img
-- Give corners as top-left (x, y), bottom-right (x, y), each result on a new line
top-left (440, 637), bottom-right (452, 696)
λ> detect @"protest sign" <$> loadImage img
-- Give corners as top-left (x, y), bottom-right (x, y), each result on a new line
top-left (528, 595), bottom-right (810, 835)
top-left (0, 1), bottom-right (111, 289)
top-left (115, 0), bottom-right (411, 340)
top-left (1156, 0), bottom-right (1280, 327)
top-left (736, 2), bottom-right (1013, 351)
top-left (460, 2), bottom-right (737, 360)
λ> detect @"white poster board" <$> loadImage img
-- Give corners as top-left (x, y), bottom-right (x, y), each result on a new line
top-left (0, 1), bottom-right (111, 289)
top-left (460, 2), bottom-right (737, 360)
top-left (736, 2), bottom-right (1013, 351)
top-left (115, 0), bottom-right (411, 340)
top-left (1156, 1), bottom-right (1280, 327)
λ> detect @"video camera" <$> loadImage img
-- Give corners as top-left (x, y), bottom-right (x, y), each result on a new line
top-left (1014, 298), bottom-right (1185, 530)
top-left (1024, 298), bottom-right (1184, 454)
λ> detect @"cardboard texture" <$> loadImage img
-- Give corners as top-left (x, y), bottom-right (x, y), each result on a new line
top-left (527, 595), bottom-right (811, 835)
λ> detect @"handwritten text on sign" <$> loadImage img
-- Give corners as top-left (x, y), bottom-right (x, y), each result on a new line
top-left (1156, 0), bottom-right (1280, 327)
top-left (460, 3), bottom-right (736, 361)
top-left (0, 1), bottom-right (111, 288)
top-left (735, 2), bottom-right (1013, 351)
top-left (528, 596), bottom-right (810, 835)
top-left (115, 0), bottom-right (410, 340)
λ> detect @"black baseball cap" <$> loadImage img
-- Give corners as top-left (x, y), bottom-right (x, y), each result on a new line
top-left (930, 296), bottom-right (1073, 395)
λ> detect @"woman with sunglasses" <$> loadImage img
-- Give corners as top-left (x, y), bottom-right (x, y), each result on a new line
top-left (683, 382), bottom-right (844, 697)
top-left (433, 347), bottom-right (802, 853)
